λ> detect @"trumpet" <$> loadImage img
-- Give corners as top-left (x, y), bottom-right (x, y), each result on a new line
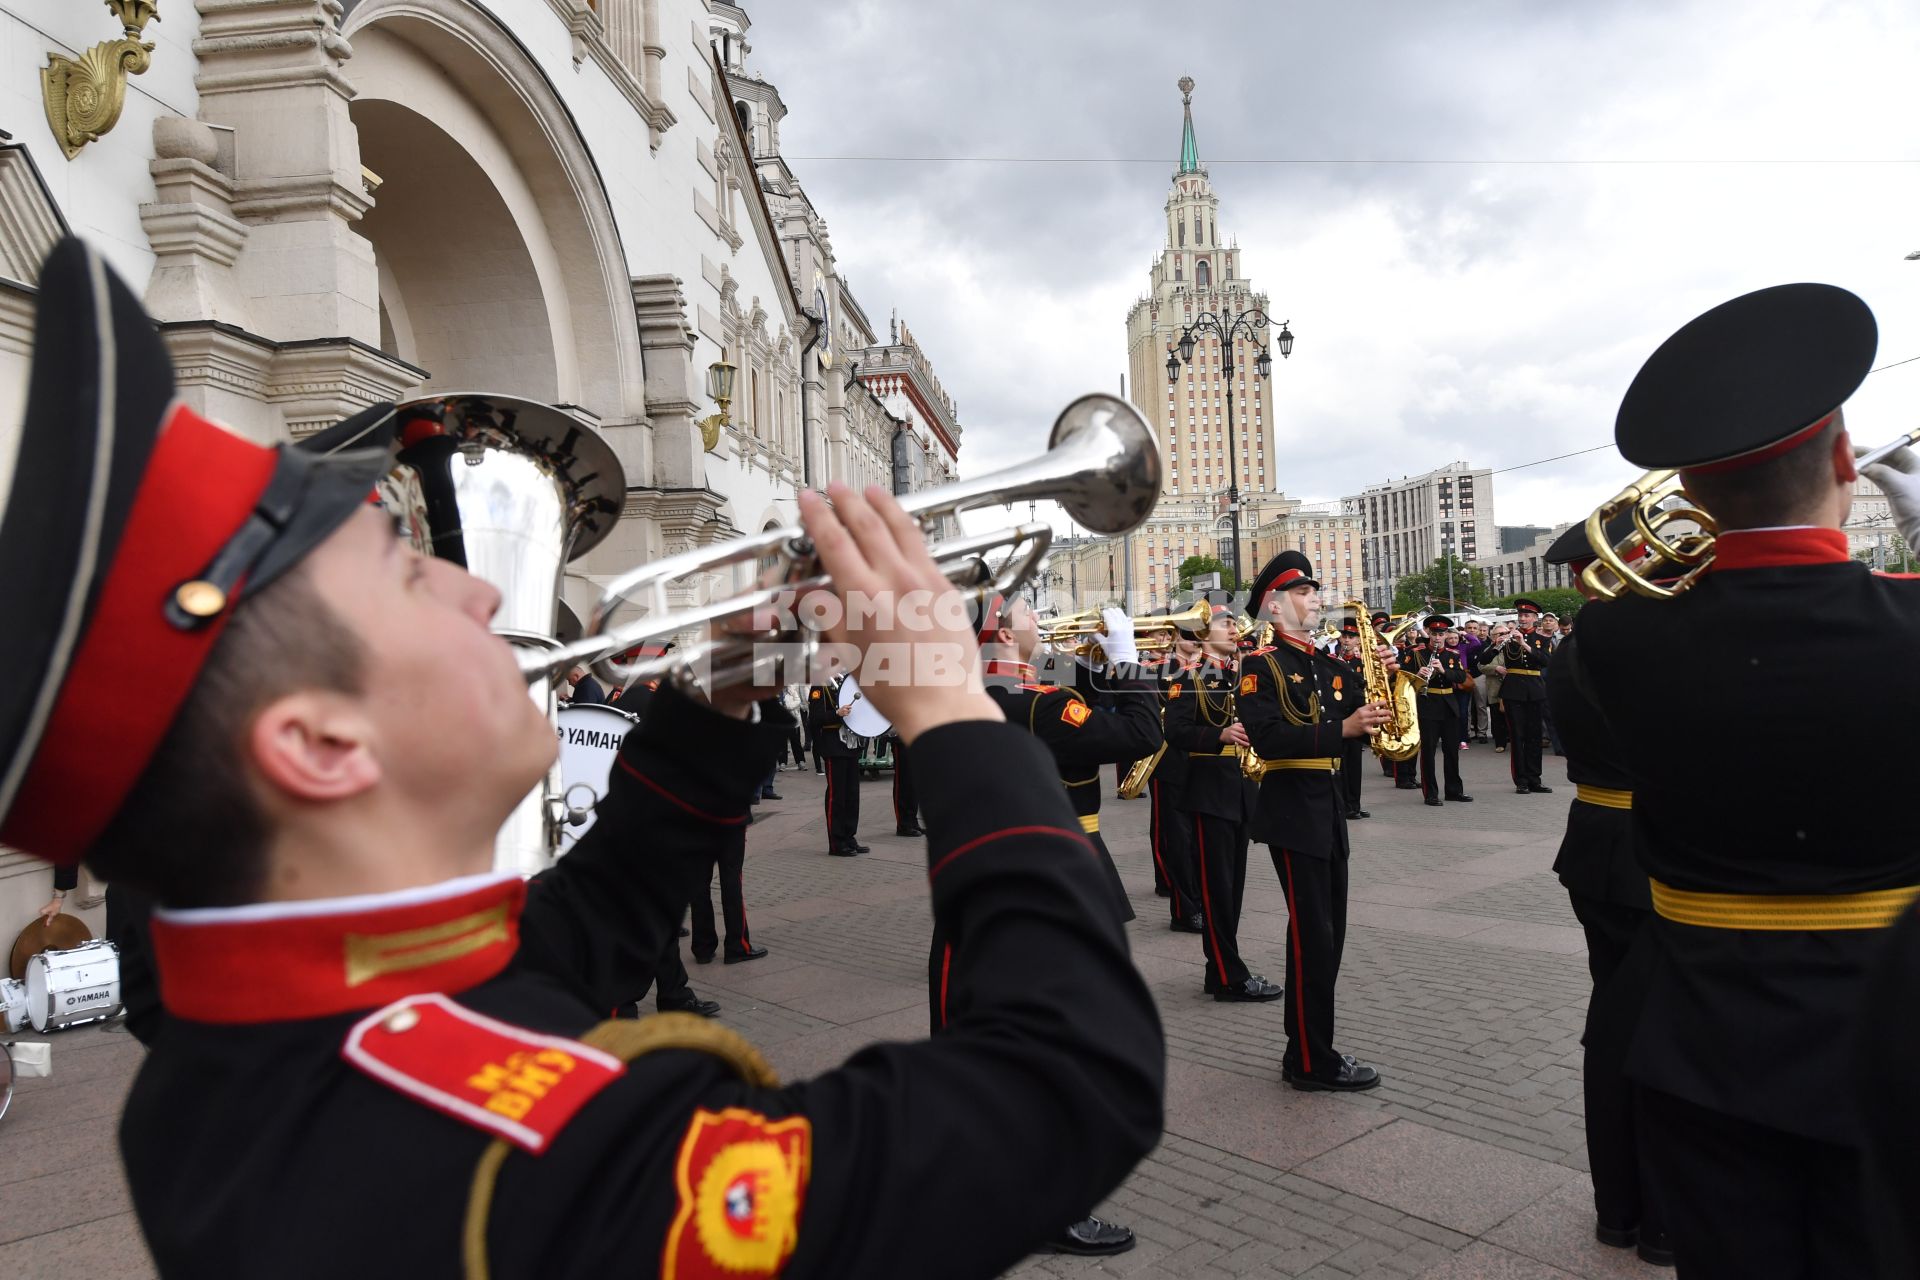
top-left (1039, 599), bottom-right (1214, 656)
top-left (524, 393), bottom-right (1161, 690)
top-left (1581, 425), bottom-right (1920, 601)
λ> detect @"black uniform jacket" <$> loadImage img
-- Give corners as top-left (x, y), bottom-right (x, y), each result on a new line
top-left (807, 677), bottom-right (861, 758)
top-left (983, 661), bottom-right (1162, 830)
top-left (1569, 527), bottom-right (1920, 1146)
top-left (1236, 636), bottom-right (1352, 857)
top-left (1545, 639), bottom-right (1650, 908)
top-left (1412, 645), bottom-right (1471, 718)
top-left (1161, 657), bottom-right (1254, 823)
top-left (1143, 653), bottom-right (1192, 792)
top-left (121, 688), bottom-right (1164, 1278)
top-left (1498, 630), bottom-right (1551, 702)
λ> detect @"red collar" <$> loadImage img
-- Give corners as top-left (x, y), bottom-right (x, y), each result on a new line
top-left (1711, 527), bottom-right (1850, 572)
top-left (149, 873), bottom-right (524, 1024)
top-left (984, 659), bottom-right (1038, 681)
top-left (1276, 630), bottom-right (1315, 654)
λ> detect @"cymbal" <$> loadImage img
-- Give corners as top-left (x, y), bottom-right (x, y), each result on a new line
top-left (10, 913), bottom-right (92, 981)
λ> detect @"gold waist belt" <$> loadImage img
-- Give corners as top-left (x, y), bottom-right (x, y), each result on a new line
top-left (1650, 879), bottom-right (1920, 931)
top-left (1258, 756), bottom-right (1340, 772)
top-left (1506, 668), bottom-right (1542, 676)
top-left (1078, 814), bottom-right (1100, 834)
top-left (1422, 688), bottom-right (1457, 696)
top-left (1575, 784), bottom-right (1633, 810)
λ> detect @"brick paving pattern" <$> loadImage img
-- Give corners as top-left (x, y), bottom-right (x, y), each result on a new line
top-left (2, 743), bottom-right (1660, 1278)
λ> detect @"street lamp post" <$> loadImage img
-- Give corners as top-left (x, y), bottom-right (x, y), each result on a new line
top-left (1168, 308), bottom-right (1294, 590)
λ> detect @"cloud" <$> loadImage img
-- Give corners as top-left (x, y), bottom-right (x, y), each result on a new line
top-left (746, 0), bottom-right (1920, 526)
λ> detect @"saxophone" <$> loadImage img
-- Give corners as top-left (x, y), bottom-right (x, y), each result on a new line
top-left (1118, 741), bottom-right (1166, 799)
top-left (1347, 599), bottom-right (1421, 762)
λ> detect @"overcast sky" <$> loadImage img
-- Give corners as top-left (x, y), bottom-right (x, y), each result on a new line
top-left (747, 0), bottom-right (1920, 530)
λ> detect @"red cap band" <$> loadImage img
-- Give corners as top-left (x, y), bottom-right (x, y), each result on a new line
top-left (2, 406), bottom-right (279, 864)
top-left (1681, 411), bottom-right (1836, 478)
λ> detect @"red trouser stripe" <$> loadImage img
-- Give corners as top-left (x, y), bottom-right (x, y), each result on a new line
top-left (1195, 817), bottom-right (1227, 989)
top-left (938, 941), bottom-right (953, 1029)
top-left (1283, 850), bottom-right (1311, 1076)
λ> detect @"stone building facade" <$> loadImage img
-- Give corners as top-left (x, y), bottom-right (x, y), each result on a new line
top-left (0, 0), bottom-right (966, 931)
top-left (1342, 461), bottom-right (1495, 610)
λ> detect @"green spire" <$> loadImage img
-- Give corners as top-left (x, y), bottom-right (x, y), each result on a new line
top-left (1177, 76), bottom-right (1199, 173)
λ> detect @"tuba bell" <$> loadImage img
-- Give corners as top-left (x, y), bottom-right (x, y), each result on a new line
top-left (381, 393), bottom-right (626, 876)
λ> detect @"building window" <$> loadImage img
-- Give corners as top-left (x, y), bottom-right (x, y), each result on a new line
top-left (1196, 259), bottom-right (1211, 288)
top-left (1174, 259), bottom-right (1183, 280)
top-left (1194, 217), bottom-right (1203, 245)
top-left (1178, 221), bottom-right (1186, 246)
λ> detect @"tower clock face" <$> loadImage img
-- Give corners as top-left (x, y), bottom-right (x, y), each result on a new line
top-left (812, 273), bottom-right (834, 369)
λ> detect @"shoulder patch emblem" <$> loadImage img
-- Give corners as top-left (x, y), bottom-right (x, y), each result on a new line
top-left (341, 994), bottom-right (625, 1154)
top-left (809, 689), bottom-right (821, 700)
top-left (1239, 674), bottom-right (1257, 694)
top-left (664, 1107), bottom-right (812, 1280)
top-left (1061, 700), bottom-right (1092, 727)
top-left (1167, 682), bottom-right (1183, 699)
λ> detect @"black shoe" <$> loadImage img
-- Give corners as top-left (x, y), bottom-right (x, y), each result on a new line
top-left (1170, 912), bottom-right (1205, 934)
top-left (1283, 1054), bottom-right (1382, 1092)
top-left (1154, 885), bottom-right (1173, 898)
top-left (657, 991), bottom-right (721, 1018)
top-left (1637, 1231), bottom-right (1675, 1268)
top-left (724, 945), bottom-right (768, 965)
top-left (1447, 793), bottom-right (1474, 803)
top-left (1346, 808), bottom-right (1369, 820)
top-left (1424, 796), bottom-right (1443, 807)
top-left (1530, 784), bottom-right (1554, 794)
top-left (1595, 1223), bottom-right (1637, 1250)
top-left (1516, 786), bottom-right (1532, 795)
top-left (1213, 976), bottom-right (1284, 1003)
top-left (1395, 781), bottom-right (1420, 790)
top-left (761, 791), bottom-right (782, 801)
top-left (692, 950), bottom-right (715, 965)
top-left (1043, 1216), bottom-right (1135, 1256)
top-left (896, 825), bottom-right (925, 837)
top-left (829, 846), bottom-right (861, 857)
top-left (853, 842), bottom-right (871, 853)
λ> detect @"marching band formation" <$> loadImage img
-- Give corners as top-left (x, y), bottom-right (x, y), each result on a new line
top-left (3, 234), bottom-right (1920, 1280)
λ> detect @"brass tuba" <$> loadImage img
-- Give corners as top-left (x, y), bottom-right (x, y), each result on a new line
top-left (1348, 600), bottom-right (1420, 762)
top-left (381, 393), bottom-right (625, 877)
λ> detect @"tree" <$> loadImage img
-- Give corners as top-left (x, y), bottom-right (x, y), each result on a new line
top-left (1853, 529), bottom-right (1914, 573)
top-left (1391, 557), bottom-right (1489, 614)
top-left (1176, 554), bottom-right (1240, 593)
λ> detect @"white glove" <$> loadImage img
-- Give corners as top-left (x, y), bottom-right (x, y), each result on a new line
top-left (1860, 444), bottom-right (1920, 551)
top-left (1092, 606), bottom-right (1139, 666)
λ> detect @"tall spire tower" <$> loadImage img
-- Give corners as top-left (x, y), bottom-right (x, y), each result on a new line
top-left (1125, 78), bottom-right (1276, 504)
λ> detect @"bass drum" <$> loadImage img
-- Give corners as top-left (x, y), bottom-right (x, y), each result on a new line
top-left (555, 704), bottom-right (641, 851)
top-left (24, 940), bottom-right (121, 1032)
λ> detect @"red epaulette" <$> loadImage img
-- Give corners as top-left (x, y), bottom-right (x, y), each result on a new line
top-left (1017, 682), bottom-right (1059, 694)
top-left (1245, 646), bottom-right (1276, 657)
top-left (342, 994), bottom-right (627, 1154)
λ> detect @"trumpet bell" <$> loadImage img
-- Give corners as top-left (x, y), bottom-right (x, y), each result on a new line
top-left (1040, 393), bottom-right (1162, 534)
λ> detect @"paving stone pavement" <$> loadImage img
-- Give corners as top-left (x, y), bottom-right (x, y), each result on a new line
top-left (0, 741), bottom-right (1656, 1279)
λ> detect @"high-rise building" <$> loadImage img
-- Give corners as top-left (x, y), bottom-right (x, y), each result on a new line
top-left (1124, 78), bottom-right (1276, 501)
top-left (1342, 461), bottom-right (1495, 610)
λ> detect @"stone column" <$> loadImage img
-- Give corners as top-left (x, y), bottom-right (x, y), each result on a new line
top-left (632, 272), bottom-right (703, 490)
top-left (193, 0), bottom-right (378, 345)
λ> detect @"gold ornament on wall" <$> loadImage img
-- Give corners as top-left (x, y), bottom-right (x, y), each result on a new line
top-left (697, 360), bottom-right (738, 454)
top-left (43, 0), bottom-right (161, 161)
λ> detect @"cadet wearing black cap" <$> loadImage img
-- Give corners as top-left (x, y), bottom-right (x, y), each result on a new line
top-left (1237, 551), bottom-right (1392, 1091)
top-left (1567, 282), bottom-right (1920, 1279)
top-left (1162, 607), bottom-right (1281, 1002)
top-left (1147, 606), bottom-right (1206, 934)
top-left (1411, 616), bottom-right (1473, 807)
top-left (1499, 599), bottom-right (1553, 794)
top-left (0, 241), bottom-right (1165, 1278)
top-left (1542, 516), bottom-right (1669, 1266)
top-left (1335, 620), bottom-right (1369, 819)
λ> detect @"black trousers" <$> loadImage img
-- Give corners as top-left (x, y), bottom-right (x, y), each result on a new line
top-left (1192, 812), bottom-right (1251, 989)
top-left (1340, 741), bottom-right (1366, 811)
top-left (1490, 698), bottom-right (1509, 749)
top-left (1417, 700), bottom-right (1464, 800)
top-left (824, 754), bottom-right (860, 850)
top-left (1504, 699), bottom-right (1544, 788)
top-left (1149, 777), bottom-right (1201, 922)
top-left (891, 745), bottom-right (919, 831)
top-left (690, 825), bottom-right (750, 959)
top-left (1088, 828), bottom-right (1135, 923)
top-left (1272, 844), bottom-right (1350, 1079)
top-left (780, 720), bottom-right (806, 765)
top-left (1640, 1088), bottom-right (1874, 1280)
top-left (1569, 896), bottom-right (1664, 1239)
